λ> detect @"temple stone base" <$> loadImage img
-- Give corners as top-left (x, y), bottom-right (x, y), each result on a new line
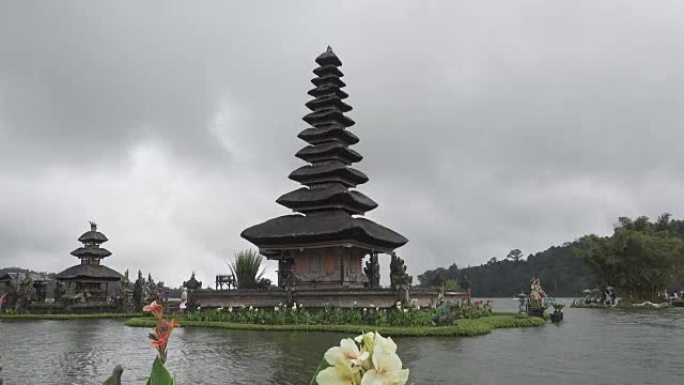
top-left (25, 302), bottom-right (120, 314)
top-left (190, 289), bottom-right (469, 309)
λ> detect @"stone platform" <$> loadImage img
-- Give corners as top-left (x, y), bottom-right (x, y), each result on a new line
top-left (190, 288), bottom-right (469, 309)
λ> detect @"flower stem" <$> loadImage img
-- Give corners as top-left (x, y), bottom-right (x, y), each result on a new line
top-left (308, 358), bottom-right (326, 385)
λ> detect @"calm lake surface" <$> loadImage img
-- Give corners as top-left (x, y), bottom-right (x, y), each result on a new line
top-left (2, 299), bottom-right (684, 385)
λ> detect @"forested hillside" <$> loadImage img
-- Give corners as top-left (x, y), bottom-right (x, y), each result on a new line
top-left (418, 213), bottom-right (684, 298)
top-left (417, 243), bottom-right (594, 297)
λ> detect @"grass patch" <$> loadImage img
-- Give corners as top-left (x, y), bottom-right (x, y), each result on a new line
top-left (476, 314), bottom-right (547, 329)
top-left (0, 313), bottom-right (143, 320)
top-left (124, 313), bottom-right (545, 337)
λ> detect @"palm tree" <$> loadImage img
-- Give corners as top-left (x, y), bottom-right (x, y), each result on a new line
top-left (229, 249), bottom-right (266, 289)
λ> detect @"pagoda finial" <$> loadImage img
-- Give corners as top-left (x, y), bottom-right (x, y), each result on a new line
top-left (89, 221), bottom-right (97, 231)
top-left (316, 46), bottom-right (342, 66)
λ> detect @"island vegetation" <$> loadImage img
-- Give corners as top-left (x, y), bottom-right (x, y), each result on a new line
top-left (579, 214), bottom-right (684, 302)
top-left (124, 305), bottom-right (544, 337)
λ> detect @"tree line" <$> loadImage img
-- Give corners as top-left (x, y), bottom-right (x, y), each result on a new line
top-left (579, 214), bottom-right (684, 301)
top-left (417, 214), bottom-right (684, 300)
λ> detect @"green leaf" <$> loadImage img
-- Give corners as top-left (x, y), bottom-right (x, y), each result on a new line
top-left (146, 358), bottom-right (175, 385)
top-left (102, 365), bottom-right (123, 385)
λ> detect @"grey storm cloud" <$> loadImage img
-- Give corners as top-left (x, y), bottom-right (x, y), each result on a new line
top-left (2, 0), bottom-right (684, 285)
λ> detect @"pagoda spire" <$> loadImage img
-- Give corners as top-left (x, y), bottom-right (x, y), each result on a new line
top-left (278, 46), bottom-right (378, 215)
top-left (72, 221), bottom-right (111, 264)
top-left (241, 47), bottom-right (407, 255)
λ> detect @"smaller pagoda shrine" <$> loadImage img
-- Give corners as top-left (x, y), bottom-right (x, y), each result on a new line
top-left (55, 222), bottom-right (123, 305)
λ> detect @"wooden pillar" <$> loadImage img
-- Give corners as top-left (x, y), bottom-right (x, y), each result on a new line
top-left (340, 249), bottom-right (345, 285)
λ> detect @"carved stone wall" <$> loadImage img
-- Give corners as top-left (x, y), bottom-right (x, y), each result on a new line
top-left (288, 247), bottom-right (367, 289)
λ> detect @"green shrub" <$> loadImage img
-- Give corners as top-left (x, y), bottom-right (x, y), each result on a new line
top-left (228, 249), bottom-right (266, 289)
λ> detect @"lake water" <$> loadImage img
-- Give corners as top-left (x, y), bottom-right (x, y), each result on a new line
top-left (1, 299), bottom-right (683, 385)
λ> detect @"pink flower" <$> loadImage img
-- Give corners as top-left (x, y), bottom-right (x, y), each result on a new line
top-left (143, 301), bottom-right (163, 319)
top-left (148, 317), bottom-right (179, 363)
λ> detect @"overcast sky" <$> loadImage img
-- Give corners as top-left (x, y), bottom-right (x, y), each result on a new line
top-left (2, 1), bottom-right (684, 287)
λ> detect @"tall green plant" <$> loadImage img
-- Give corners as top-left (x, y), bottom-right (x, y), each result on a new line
top-left (103, 301), bottom-right (178, 385)
top-left (229, 249), bottom-right (266, 289)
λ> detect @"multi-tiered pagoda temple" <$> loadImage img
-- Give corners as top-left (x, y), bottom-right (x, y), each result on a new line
top-left (242, 47), bottom-right (408, 290)
top-left (55, 222), bottom-right (123, 302)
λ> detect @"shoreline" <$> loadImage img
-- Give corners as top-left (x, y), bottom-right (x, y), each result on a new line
top-left (570, 301), bottom-right (674, 310)
top-left (0, 313), bottom-right (143, 320)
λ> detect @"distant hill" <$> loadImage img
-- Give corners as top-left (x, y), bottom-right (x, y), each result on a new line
top-left (417, 214), bottom-right (684, 298)
top-left (0, 267), bottom-right (32, 276)
top-left (0, 267), bottom-right (55, 278)
top-left (417, 241), bottom-right (594, 297)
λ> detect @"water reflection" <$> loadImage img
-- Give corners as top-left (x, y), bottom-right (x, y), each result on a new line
top-left (1, 302), bottom-right (683, 385)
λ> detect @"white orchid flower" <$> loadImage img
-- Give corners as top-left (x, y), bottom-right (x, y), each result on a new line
top-left (316, 362), bottom-right (357, 385)
top-left (360, 348), bottom-right (409, 385)
top-left (324, 338), bottom-right (369, 367)
top-left (354, 332), bottom-right (374, 344)
top-left (373, 333), bottom-right (397, 355)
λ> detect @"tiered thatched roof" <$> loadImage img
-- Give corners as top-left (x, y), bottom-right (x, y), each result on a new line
top-left (242, 47), bottom-right (407, 255)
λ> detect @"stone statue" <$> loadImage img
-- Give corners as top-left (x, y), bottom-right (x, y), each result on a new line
top-left (390, 253), bottom-right (412, 305)
top-left (389, 253), bottom-right (412, 289)
top-left (517, 292), bottom-right (527, 314)
top-left (603, 286), bottom-right (616, 306)
top-left (179, 288), bottom-right (188, 312)
top-left (529, 276), bottom-right (546, 309)
top-left (364, 252), bottom-right (380, 288)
